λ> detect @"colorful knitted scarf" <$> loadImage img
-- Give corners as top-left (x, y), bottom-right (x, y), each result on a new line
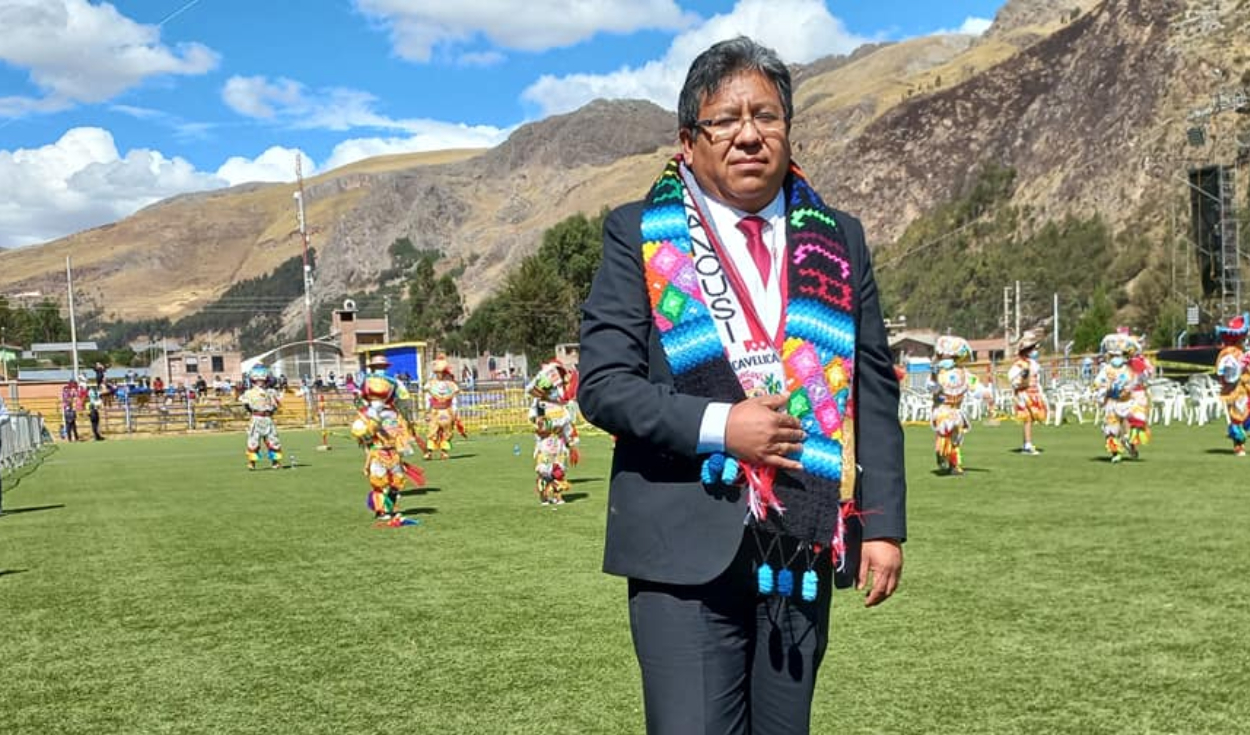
top-left (641, 155), bottom-right (858, 557)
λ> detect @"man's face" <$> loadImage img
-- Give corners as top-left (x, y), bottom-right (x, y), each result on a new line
top-left (680, 70), bottom-right (791, 213)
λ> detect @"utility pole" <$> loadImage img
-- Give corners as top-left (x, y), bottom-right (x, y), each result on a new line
top-left (1053, 293), bottom-right (1060, 352)
top-left (383, 294), bottom-right (392, 343)
top-left (66, 256), bottom-right (80, 381)
top-left (1015, 280), bottom-right (1022, 344)
top-left (294, 154), bottom-right (317, 383)
top-left (1003, 286), bottom-right (1011, 358)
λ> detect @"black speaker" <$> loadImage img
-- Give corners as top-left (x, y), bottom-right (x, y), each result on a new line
top-left (1189, 166), bottom-right (1224, 298)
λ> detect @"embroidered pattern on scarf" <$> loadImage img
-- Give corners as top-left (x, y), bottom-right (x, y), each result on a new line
top-left (640, 155), bottom-right (859, 559)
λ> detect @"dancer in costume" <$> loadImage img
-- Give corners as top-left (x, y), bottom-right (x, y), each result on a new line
top-left (1215, 313), bottom-right (1250, 455)
top-left (422, 354), bottom-right (463, 460)
top-left (1008, 330), bottom-right (1047, 454)
top-left (526, 360), bottom-right (580, 506)
top-left (1127, 334), bottom-right (1154, 440)
top-left (1093, 332), bottom-right (1148, 463)
top-left (240, 365), bottom-right (283, 469)
top-left (350, 366), bottom-right (425, 522)
top-left (928, 335), bottom-right (973, 475)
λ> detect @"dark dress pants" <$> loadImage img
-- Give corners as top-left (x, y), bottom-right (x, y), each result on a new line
top-left (627, 531), bottom-right (833, 735)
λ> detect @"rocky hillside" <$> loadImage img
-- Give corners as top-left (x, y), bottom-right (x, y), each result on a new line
top-left (1, 0), bottom-right (1247, 341)
top-left (983, 0), bottom-right (1102, 45)
top-left (807, 0), bottom-right (1189, 242)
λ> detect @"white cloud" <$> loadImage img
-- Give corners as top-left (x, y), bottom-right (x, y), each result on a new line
top-left (223, 75), bottom-right (405, 131)
top-left (456, 50), bottom-right (506, 67)
top-left (221, 74), bottom-right (512, 149)
top-left (0, 119), bottom-right (511, 247)
top-left (323, 123), bottom-right (511, 170)
top-left (933, 16), bottom-right (993, 36)
top-left (0, 0), bottom-right (219, 113)
top-left (222, 76), bottom-right (305, 120)
top-left (0, 127), bottom-right (224, 248)
top-left (962, 17), bottom-right (993, 35)
top-left (520, 0), bottom-right (869, 116)
top-left (354, 0), bottom-right (696, 61)
top-left (215, 146), bottom-right (315, 187)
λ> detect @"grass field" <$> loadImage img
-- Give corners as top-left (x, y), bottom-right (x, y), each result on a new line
top-left (2, 421), bottom-right (1248, 734)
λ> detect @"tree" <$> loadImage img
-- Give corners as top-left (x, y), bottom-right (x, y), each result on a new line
top-left (1072, 287), bottom-right (1115, 353)
top-left (20, 299), bottom-right (71, 344)
top-left (388, 237), bottom-right (419, 272)
top-left (459, 295), bottom-right (508, 356)
top-left (0, 296), bottom-right (14, 339)
top-left (495, 255), bottom-right (578, 362)
top-left (536, 209), bottom-right (607, 304)
top-left (403, 256), bottom-right (464, 349)
top-left (1148, 298), bottom-right (1186, 351)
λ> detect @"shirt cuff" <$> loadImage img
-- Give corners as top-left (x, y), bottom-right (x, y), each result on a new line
top-left (696, 402), bottom-right (733, 454)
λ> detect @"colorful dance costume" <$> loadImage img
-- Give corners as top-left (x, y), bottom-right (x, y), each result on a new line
top-left (240, 365), bottom-right (283, 469)
top-left (1008, 331), bottom-right (1047, 454)
top-left (351, 369), bottom-right (425, 521)
top-left (1216, 313), bottom-right (1250, 456)
top-left (526, 360), bottom-right (580, 506)
top-left (928, 335), bottom-right (973, 475)
top-left (1094, 332), bottom-right (1148, 462)
top-left (1128, 347), bottom-right (1154, 439)
top-left (422, 354), bottom-right (463, 460)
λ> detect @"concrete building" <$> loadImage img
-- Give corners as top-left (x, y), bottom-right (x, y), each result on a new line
top-left (156, 348), bottom-right (244, 387)
top-left (331, 299), bottom-right (388, 356)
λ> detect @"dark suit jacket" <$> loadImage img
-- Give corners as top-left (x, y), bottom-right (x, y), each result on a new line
top-left (578, 196), bottom-right (906, 586)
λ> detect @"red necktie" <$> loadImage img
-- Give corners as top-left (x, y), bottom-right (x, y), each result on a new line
top-left (736, 215), bottom-right (771, 287)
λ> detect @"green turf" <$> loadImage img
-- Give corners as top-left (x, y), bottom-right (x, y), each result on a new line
top-left (1, 422), bottom-right (1248, 734)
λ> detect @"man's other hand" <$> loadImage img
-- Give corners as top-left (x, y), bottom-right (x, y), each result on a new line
top-left (858, 539), bottom-right (903, 607)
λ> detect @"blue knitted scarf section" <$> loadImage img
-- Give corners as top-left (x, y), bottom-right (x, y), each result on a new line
top-left (640, 156), bottom-right (858, 546)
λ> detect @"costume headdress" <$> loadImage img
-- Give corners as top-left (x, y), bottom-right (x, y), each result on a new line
top-left (1217, 313), bottom-right (1250, 344)
top-left (248, 364), bottom-right (271, 385)
top-left (1016, 330), bottom-right (1042, 354)
top-left (430, 353), bottom-right (453, 378)
top-left (934, 335), bottom-right (973, 365)
top-left (526, 360), bottom-right (577, 404)
top-left (361, 374), bottom-right (397, 403)
top-left (1099, 332), bottom-right (1140, 357)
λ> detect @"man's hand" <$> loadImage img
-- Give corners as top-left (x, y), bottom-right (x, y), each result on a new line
top-left (724, 393), bottom-right (805, 471)
top-left (858, 539), bottom-right (903, 607)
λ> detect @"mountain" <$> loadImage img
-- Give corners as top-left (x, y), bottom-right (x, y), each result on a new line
top-left (805, 0), bottom-right (1194, 242)
top-left (2, 0), bottom-right (1247, 343)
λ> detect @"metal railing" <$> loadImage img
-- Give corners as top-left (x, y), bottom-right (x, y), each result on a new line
top-left (14, 386), bottom-right (556, 438)
top-left (1, 410), bottom-right (53, 513)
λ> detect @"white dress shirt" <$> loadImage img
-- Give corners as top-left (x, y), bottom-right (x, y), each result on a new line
top-left (682, 169), bottom-right (786, 454)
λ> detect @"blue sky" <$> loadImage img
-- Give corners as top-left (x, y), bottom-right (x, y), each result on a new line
top-left (0, 0), bottom-right (1005, 247)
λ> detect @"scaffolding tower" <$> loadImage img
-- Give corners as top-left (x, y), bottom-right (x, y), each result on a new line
top-left (1218, 165), bottom-right (1241, 317)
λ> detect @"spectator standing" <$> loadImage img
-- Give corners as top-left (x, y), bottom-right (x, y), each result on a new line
top-left (63, 402), bottom-right (80, 442)
top-left (88, 386), bottom-right (105, 441)
top-left (93, 362), bottom-right (106, 387)
top-left (0, 392), bottom-right (9, 512)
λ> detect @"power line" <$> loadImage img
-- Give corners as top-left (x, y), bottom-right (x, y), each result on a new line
top-left (874, 216), bottom-right (987, 272)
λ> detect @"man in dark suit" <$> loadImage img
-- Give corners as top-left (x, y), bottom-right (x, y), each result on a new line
top-left (578, 36), bottom-right (906, 735)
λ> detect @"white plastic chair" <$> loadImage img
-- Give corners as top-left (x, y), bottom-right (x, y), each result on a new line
top-left (1049, 382), bottom-right (1087, 426)
top-left (1185, 375), bottom-right (1224, 426)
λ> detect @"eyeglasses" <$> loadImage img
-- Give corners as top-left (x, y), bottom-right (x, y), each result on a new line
top-left (692, 111), bottom-right (788, 143)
